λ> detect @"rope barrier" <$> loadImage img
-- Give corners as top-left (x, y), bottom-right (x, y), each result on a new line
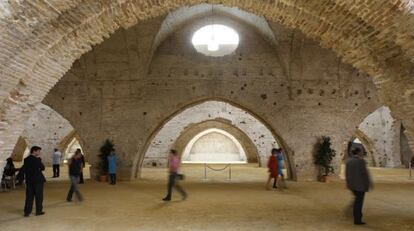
top-left (206, 164), bottom-right (231, 171)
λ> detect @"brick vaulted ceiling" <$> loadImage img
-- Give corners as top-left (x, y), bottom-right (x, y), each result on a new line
top-left (1, 0), bottom-right (414, 159)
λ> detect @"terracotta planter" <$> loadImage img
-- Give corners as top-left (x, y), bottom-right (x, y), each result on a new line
top-left (319, 175), bottom-right (330, 183)
top-left (99, 175), bottom-right (107, 182)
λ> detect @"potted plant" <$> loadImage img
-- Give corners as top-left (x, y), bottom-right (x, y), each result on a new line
top-left (313, 136), bottom-right (336, 182)
top-left (98, 139), bottom-right (114, 182)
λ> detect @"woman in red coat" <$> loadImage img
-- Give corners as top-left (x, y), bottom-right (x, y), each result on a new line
top-left (266, 148), bottom-right (279, 190)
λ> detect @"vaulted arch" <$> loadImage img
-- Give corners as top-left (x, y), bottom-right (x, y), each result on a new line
top-left (135, 99), bottom-right (295, 180)
top-left (1, 1), bottom-right (414, 179)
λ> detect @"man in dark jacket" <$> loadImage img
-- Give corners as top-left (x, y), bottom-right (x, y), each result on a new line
top-left (21, 146), bottom-right (46, 217)
top-left (345, 147), bottom-right (372, 225)
top-left (66, 150), bottom-right (83, 202)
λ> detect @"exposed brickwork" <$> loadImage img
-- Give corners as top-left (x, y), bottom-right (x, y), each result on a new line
top-left (41, 15), bottom-right (381, 180)
top-left (358, 106), bottom-right (402, 167)
top-left (0, 2), bottom-right (414, 179)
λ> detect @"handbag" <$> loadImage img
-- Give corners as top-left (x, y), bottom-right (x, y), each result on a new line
top-left (177, 173), bottom-right (185, 180)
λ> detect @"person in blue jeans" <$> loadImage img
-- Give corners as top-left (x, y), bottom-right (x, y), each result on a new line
top-left (107, 149), bottom-right (117, 185)
top-left (66, 150), bottom-right (83, 202)
top-left (276, 148), bottom-right (287, 189)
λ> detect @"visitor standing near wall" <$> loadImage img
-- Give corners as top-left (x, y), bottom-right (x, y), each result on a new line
top-left (107, 149), bottom-right (117, 185)
top-left (266, 148), bottom-right (278, 190)
top-left (410, 156), bottom-right (414, 169)
top-left (78, 149), bottom-right (85, 184)
top-left (21, 146), bottom-right (46, 217)
top-left (276, 148), bottom-right (287, 189)
top-left (162, 149), bottom-right (187, 201)
top-left (345, 147), bottom-right (373, 225)
top-left (52, 148), bottom-right (62, 178)
top-left (66, 149), bottom-right (84, 202)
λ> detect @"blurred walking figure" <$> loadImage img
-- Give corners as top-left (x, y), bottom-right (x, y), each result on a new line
top-left (52, 148), bottom-right (62, 178)
top-left (66, 149), bottom-right (84, 202)
top-left (22, 146), bottom-right (46, 217)
top-left (345, 147), bottom-right (372, 225)
top-left (276, 148), bottom-right (287, 189)
top-left (162, 149), bottom-right (187, 201)
top-left (266, 148), bottom-right (278, 190)
top-left (107, 149), bottom-right (117, 185)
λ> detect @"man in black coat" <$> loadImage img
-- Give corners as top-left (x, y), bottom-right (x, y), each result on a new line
top-left (21, 146), bottom-right (46, 217)
top-left (345, 147), bottom-right (373, 225)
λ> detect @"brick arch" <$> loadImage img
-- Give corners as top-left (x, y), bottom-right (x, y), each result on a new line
top-left (1, 1), bottom-right (414, 172)
top-left (133, 98), bottom-right (296, 180)
top-left (58, 130), bottom-right (87, 161)
top-left (354, 129), bottom-right (378, 166)
top-left (172, 120), bottom-right (260, 164)
top-left (10, 136), bottom-right (29, 163)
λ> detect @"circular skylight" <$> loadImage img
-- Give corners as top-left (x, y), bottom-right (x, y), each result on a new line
top-left (191, 24), bottom-right (239, 57)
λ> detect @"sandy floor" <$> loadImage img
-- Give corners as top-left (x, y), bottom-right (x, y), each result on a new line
top-left (1, 165), bottom-right (414, 231)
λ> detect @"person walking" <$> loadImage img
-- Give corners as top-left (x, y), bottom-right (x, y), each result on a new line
top-left (107, 149), bottom-right (117, 185)
top-left (66, 149), bottom-right (84, 202)
top-left (162, 149), bottom-right (187, 201)
top-left (52, 148), bottom-right (62, 178)
top-left (266, 148), bottom-right (278, 190)
top-left (276, 148), bottom-right (287, 189)
top-left (345, 147), bottom-right (373, 225)
top-left (78, 149), bottom-right (85, 184)
top-left (21, 146), bottom-right (46, 217)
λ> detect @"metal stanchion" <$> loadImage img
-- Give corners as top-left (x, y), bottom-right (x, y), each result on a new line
top-left (204, 163), bottom-right (207, 180)
top-left (229, 164), bottom-right (232, 180)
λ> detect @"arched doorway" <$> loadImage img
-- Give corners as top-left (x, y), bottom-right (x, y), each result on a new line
top-left (10, 136), bottom-right (29, 163)
top-left (136, 99), bottom-right (294, 180)
top-left (182, 128), bottom-right (248, 163)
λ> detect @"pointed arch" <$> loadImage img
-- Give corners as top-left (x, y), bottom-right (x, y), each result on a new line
top-left (133, 97), bottom-right (295, 180)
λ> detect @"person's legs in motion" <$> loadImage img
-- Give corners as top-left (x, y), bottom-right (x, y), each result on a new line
top-left (266, 176), bottom-right (272, 190)
top-left (34, 183), bottom-right (44, 215)
top-left (72, 176), bottom-right (82, 201)
top-left (352, 190), bottom-right (365, 224)
top-left (79, 171), bottom-right (84, 184)
top-left (163, 174), bottom-right (175, 201)
top-left (24, 184), bottom-right (35, 216)
top-left (279, 174), bottom-right (287, 189)
top-left (56, 164), bottom-right (60, 177)
top-left (273, 177), bottom-right (278, 189)
top-left (66, 178), bottom-right (75, 202)
top-left (68, 176), bottom-right (83, 201)
top-left (174, 181), bottom-right (187, 200)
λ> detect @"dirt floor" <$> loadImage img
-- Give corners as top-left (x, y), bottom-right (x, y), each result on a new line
top-left (0, 164), bottom-right (414, 231)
